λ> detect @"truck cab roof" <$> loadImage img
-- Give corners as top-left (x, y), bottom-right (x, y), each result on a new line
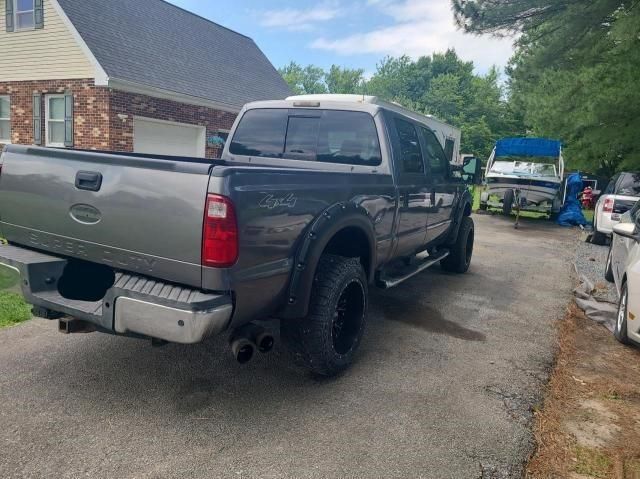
top-left (243, 94), bottom-right (458, 135)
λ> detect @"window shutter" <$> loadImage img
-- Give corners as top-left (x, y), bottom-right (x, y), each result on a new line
top-left (64, 91), bottom-right (74, 147)
top-left (32, 93), bottom-right (42, 146)
top-left (5, 0), bottom-right (13, 32)
top-left (34, 0), bottom-right (44, 29)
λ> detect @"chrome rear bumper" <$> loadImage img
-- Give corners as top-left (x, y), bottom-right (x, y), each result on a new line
top-left (114, 297), bottom-right (232, 344)
top-left (0, 243), bottom-right (233, 344)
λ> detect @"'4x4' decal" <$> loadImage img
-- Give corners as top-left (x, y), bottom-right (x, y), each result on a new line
top-left (259, 193), bottom-right (297, 209)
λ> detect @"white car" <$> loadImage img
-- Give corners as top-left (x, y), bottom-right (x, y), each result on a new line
top-left (592, 172), bottom-right (640, 245)
top-left (606, 201), bottom-right (640, 344)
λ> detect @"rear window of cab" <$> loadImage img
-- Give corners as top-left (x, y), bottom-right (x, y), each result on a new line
top-left (616, 173), bottom-right (640, 196)
top-left (229, 109), bottom-right (382, 166)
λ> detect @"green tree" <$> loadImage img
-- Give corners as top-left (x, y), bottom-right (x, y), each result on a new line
top-left (366, 56), bottom-right (421, 102)
top-left (278, 62), bottom-right (327, 95)
top-left (279, 62), bottom-right (367, 95)
top-left (452, 0), bottom-right (579, 35)
top-left (367, 50), bottom-right (523, 159)
top-left (455, 0), bottom-right (640, 175)
top-left (325, 65), bottom-right (365, 94)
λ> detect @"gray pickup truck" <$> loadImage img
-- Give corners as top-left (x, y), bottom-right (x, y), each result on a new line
top-left (0, 94), bottom-right (478, 376)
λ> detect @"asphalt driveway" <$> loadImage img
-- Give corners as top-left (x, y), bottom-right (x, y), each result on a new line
top-left (0, 214), bottom-right (576, 479)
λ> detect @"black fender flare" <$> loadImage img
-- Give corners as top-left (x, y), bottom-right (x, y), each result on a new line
top-left (446, 188), bottom-right (473, 244)
top-left (279, 202), bottom-right (377, 319)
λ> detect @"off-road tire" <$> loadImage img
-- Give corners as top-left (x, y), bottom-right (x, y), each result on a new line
top-left (441, 216), bottom-right (474, 274)
top-left (614, 282), bottom-right (630, 344)
top-left (591, 217), bottom-right (608, 245)
top-left (502, 189), bottom-right (514, 216)
top-left (591, 230), bottom-right (607, 246)
top-left (281, 254), bottom-right (368, 377)
top-left (604, 246), bottom-right (615, 283)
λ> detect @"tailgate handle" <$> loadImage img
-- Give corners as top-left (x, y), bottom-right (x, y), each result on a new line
top-left (75, 171), bottom-right (102, 192)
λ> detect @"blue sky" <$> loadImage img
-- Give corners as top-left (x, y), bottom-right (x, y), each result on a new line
top-left (168, 0), bottom-right (516, 76)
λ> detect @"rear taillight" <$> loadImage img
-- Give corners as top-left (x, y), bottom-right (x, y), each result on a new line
top-left (603, 197), bottom-right (614, 213)
top-left (202, 194), bottom-right (238, 268)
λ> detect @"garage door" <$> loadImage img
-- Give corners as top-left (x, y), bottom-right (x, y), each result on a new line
top-left (134, 117), bottom-right (206, 158)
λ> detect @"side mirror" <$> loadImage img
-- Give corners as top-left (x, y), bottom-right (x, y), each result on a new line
top-left (613, 222), bottom-right (638, 239)
top-left (461, 157), bottom-right (483, 185)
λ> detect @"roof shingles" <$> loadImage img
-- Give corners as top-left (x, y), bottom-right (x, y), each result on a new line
top-left (56, 0), bottom-right (291, 110)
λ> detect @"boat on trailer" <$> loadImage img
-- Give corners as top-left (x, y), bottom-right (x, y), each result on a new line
top-left (480, 138), bottom-right (564, 216)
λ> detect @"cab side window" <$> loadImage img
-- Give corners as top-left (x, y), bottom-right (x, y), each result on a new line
top-left (603, 175), bottom-right (618, 195)
top-left (444, 138), bottom-right (455, 163)
top-left (394, 118), bottom-right (424, 175)
top-left (420, 128), bottom-right (449, 177)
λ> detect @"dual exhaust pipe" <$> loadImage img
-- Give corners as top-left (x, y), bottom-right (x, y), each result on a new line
top-left (229, 323), bottom-right (274, 364)
top-left (58, 316), bottom-right (273, 364)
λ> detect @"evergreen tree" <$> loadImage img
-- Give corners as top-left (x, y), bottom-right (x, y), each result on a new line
top-left (455, 0), bottom-right (640, 174)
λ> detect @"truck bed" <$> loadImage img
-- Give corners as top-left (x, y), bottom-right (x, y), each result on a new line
top-left (0, 145), bottom-right (397, 311)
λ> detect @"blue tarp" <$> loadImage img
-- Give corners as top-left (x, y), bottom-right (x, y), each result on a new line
top-left (558, 173), bottom-right (588, 227)
top-left (495, 138), bottom-right (562, 158)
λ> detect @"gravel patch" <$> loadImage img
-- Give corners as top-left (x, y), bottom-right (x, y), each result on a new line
top-left (574, 233), bottom-right (617, 304)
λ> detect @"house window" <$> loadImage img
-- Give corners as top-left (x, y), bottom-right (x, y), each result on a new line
top-left (15, 0), bottom-right (35, 30)
top-left (0, 96), bottom-right (10, 143)
top-left (45, 94), bottom-right (66, 147)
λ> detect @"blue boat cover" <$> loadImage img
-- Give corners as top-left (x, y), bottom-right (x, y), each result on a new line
top-left (557, 173), bottom-right (588, 227)
top-left (495, 138), bottom-right (562, 158)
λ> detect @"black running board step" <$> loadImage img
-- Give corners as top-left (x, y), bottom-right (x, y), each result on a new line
top-left (376, 250), bottom-right (449, 289)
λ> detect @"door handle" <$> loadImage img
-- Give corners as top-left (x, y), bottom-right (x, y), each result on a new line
top-left (75, 171), bottom-right (103, 192)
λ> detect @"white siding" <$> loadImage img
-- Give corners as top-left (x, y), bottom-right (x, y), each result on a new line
top-left (0, 0), bottom-right (95, 81)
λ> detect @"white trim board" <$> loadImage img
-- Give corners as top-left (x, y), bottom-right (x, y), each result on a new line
top-left (133, 116), bottom-right (208, 129)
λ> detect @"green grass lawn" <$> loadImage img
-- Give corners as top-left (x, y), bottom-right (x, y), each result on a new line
top-left (471, 185), bottom-right (481, 211)
top-left (0, 291), bottom-right (31, 328)
top-left (583, 209), bottom-right (594, 223)
top-left (472, 186), bottom-right (547, 218)
top-left (0, 264), bottom-right (19, 290)
top-left (0, 263), bottom-right (32, 328)
top-left (472, 185), bottom-right (594, 222)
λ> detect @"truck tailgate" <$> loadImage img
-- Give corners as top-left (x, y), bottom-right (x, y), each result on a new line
top-left (0, 146), bottom-right (212, 288)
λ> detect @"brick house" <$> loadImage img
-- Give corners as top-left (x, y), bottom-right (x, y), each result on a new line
top-left (0, 0), bottom-right (291, 158)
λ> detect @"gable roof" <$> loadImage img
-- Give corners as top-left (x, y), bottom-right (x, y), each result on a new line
top-left (56, 0), bottom-right (291, 111)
